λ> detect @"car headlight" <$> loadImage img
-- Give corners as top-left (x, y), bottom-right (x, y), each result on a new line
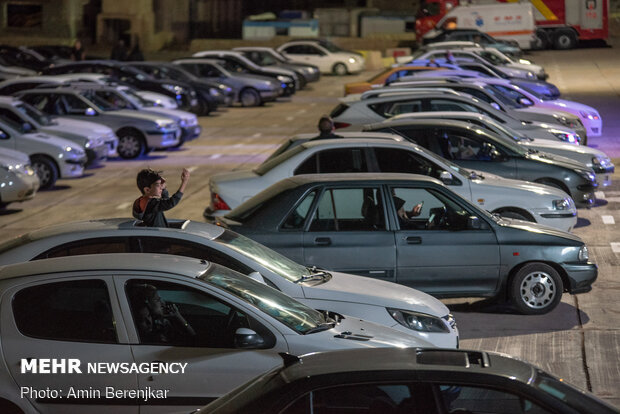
top-left (2, 163), bottom-right (34, 176)
top-left (518, 58), bottom-right (532, 65)
top-left (155, 119), bottom-right (175, 129)
top-left (178, 119), bottom-right (187, 128)
top-left (578, 245), bottom-right (589, 261)
top-left (209, 87), bottom-right (221, 97)
top-left (526, 71), bottom-right (536, 79)
top-left (162, 83), bottom-right (186, 94)
top-left (552, 198), bottom-right (571, 210)
top-left (348, 57), bottom-right (357, 64)
top-left (576, 169), bottom-right (596, 182)
top-left (591, 156), bottom-right (612, 169)
top-left (64, 146), bottom-right (85, 156)
top-left (579, 110), bottom-right (600, 121)
top-left (276, 75), bottom-right (292, 83)
top-left (387, 308), bottom-right (449, 333)
top-left (551, 131), bottom-right (579, 144)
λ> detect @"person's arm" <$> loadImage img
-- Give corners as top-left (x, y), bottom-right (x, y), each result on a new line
top-left (146, 169), bottom-right (190, 213)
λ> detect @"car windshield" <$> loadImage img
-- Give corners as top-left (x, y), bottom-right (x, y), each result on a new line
top-left (514, 82), bottom-right (556, 101)
top-left (214, 230), bottom-right (310, 282)
top-left (82, 90), bottom-right (125, 111)
top-left (269, 49), bottom-right (288, 63)
top-left (200, 263), bottom-right (328, 334)
top-left (119, 87), bottom-right (151, 107)
top-left (482, 84), bottom-right (525, 108)
top-left (16, 102), bottom-right (53, 126)
top-left (122, 65), bottom-right (154, 82)
top-left (251, 51), bottom-right (278, 66)
top-left (477, 50), bottom-right (510, 65)
top-left (320, 41), bottom-right (346, 53)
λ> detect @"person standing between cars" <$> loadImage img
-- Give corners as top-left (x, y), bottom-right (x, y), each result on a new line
top-left (128, 36), bottom-right (144, 61)
top-left (314, 115), bottom-right (343, 139)
top-left (110, 39), bottom-right (129, 61)
top-left (132, 168), bottom-right (190, 227)
top-left (70, 39), bottom-right (86, 61)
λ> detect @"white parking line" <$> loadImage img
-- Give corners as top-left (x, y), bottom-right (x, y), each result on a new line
top-left (611, 243), bottom-right (620, 253)
top-left (210, 154), bottom-right (221, 159)
top-left (116, 202), bottom-right (131, 210)
top-left (602, 215), bottom-right (615, 225)
top-left (251, 133), bottom-right (262, 138)
top-left (285, 116), bottom-right (294, 121)
top-left (296, 109), bottom-right (307, 114)
top-left (595, 191), bottom-right (606, 199)
top-left (310, 103), bottom-right (317, 107)
top-left (606, 197), bottom-right (620, 202)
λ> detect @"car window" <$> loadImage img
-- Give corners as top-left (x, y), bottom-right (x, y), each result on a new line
top-left (305, 45), bottom-right (324, 55)
top-left (294, 148), bottom-right (369, 175)
top-left (61, 94), bottom-right (91, 114)
top-left (283, 45), bottom-right (305, 54)
top-left (138, 237), bottom-right (253, 275)
top-left (20, 93), bottom-right (53, 113)
top-left (372, 99), bottom-right (423, 117)
top-left (126, 279), bottom-right (274, 348)
top-left (282, 189), bottom-right (317, 230)
top-left (309, 187), bottom-right (386, 232)
top-left (0, 107), bottom-right (27, 131)
top-left (373, 147), bottom-right (455, 183)
top-left (489, 84), bottom-right (529, 108)
top-left (13, 279), bottom-right (118, 343)
top-left (33, 237), bottom-right (130, 260)
top-left (439, 128), bottom-right (506, 161)
top-left (438, 384), bottom-right (552, 414)
top-left (390, 187), bottom-right (475, 231)
top-left (429, 98), bottom-right (476, 112)
top-left (454, 87), bottom-right (495, 104)
top-left (219, 59), bottom-right (246, 74)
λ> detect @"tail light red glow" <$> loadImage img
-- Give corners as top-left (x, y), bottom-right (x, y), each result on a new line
top-left (211, 192), bottom-right (231, 210)
top-left (334, 122), bottom-right (351, 129)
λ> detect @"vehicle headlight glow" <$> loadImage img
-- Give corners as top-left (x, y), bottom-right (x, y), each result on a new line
top-left (579, 110), bottom-right (600, 121)
top-left (155, 120), bottom-right (175, 129)
top-left (519, 59), bottom-right (532, 64)
top-left (276, 75), bottom-right (292, 83)
top-left (577, 170), bottom-right (596, 182)
top-left (348, 57), bottom-right (357, 64)
top-left (64, 146), bottom-right (85, 156)
top-left (526, 71), bottom-right (535, 78)
top-left (592, 156), bottom-right (612, 169)
top-left (387, 308), bottom-right (449, 333)
top-left (552, 198), bottom-right (571, 210)
top-left (551, 131), bottom-right (579, 144)
top-left (209, 87), bottom-right (221, 97)
top-left (2, 163), bottom-right (34, 176)
top-left (578, 246), bottom-right (589, 261)
top-left (162, 83), bottom-right (185, 94)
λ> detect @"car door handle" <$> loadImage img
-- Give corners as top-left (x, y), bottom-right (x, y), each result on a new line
top-left (405, 236), bottom-right (422, 244)
top-left (314, 237), bottom-right (331, 246)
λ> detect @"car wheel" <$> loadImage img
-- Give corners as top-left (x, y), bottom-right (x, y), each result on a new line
top-left (510, 263), bottom-right (563, 314)
top-left (240, 88), bottom-right (261, 107)
top-left (554, 29), bottom-right (577, 50)
top-left (31, 155), bottom-right (59, 190)
top-left (495, 209), bottom-right (534, 222)
top-left (332, 63), bottom-right (348, 76)
top-left (533, 29), bottom-right (549, 50)
top-left (117, 130), bottom-right (145, 159)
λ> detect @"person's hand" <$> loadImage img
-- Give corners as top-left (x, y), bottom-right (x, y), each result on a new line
top-left (410, 203), bottom-right (423, 217)
top-left (181, 168), bottom-right (190, 182)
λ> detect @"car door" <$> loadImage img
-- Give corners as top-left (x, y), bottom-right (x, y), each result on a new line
top-left (1, 276), bottom-right (137, 413)
top-left (388, 184), bottom-right (500, 295)
top-left (302, 185), bottom-right (397, 280)
top-left (0, 125), bottom-right (16, 152)
top-left (115, 275), bottom-right (287, 413)
top-left (435, 126), bottom-right (518, 179)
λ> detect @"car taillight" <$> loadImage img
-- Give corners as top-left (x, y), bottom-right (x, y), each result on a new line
top-left (334, 122), bottom-right (351, 129)
top-left (211, 192), bottom-right (231, 210)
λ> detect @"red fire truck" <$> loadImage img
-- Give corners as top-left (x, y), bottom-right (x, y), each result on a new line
top-left (416, 0), bottom-right (609, 49)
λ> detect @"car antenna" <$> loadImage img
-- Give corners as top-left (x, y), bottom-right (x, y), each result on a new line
top-left (278, 352), bottom-right (301, 368)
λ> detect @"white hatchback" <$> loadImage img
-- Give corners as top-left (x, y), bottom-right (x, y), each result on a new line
top-left (0, 254), bottom-right (431, 413)
top-left (0, 148), bottom-right (39, 208)
top-left (205, 133), bottom-right (578, 232)
top-left (277, 40), bottom-right (365, 75)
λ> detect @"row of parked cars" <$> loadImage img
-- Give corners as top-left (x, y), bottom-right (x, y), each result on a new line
top-left (0, 39), bottom-right (361, 208)
top-left (0, 39), bottom-right (616, 413)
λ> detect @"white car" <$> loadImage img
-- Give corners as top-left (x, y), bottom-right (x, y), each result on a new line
top-left (205, 133), bottom-right (577, 232)
top-left (0, 253), bottom-right (432, 413)
top-left (469, 78), bottom-right (602, 138)
top-left (0, 120), bottom-right (86, 189)
top-left (0, 218), bottom-right (459, 348)
top-left (393, 112), bottom-right (614, 187)
top-left (277, 40), bottom-right (365, 75)
top-left (0, 148), bottom-right (39, 208)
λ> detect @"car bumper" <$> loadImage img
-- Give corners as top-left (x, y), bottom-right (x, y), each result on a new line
top-left (181, 125), bottom-right (202, 141)
top-left (145, 129), bottom-right (182, 149)
top-left (59, 159), bottom-right (86, 178)
top-left (594, 165), bottom-right (614, 187)
top-left (0, 174), bottom-right (39, 203)
top-left (259, 89), bottom-right (279, 102)
top-left (347, 61), bottom-right (365, 74)
top-left (105, 137), bottom-right (118, 157)
top-left (571, 182), bottom-right (597, 208)
top-left (562, 261), bottom-right (598, 294)
top-left (581, 117), bottom-right (603, 137)
top-left (535, 211), bottom-right (578, 232)
top-left (85, 144), bottom-right (109, 166)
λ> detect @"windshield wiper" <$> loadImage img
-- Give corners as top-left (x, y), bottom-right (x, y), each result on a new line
top-left (304, 321), bottom-right (336, 335)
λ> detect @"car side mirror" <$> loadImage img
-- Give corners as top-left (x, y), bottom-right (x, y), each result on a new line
top-left (21, 123), bottom-right (33, 133)
top-left (439, 170), bottom-right (453, 184)
top-left (85, 107), bottom-right (97, 116)
top-left (518, 97), bottom-right (534, 106)
top-left (234, 328), bottom-right (265, 349)
top-left (247, 271), bottom-right (266, 284)
top-left (468, 216), bottom-right (481, 229)
top-left (490, 102), bottom-right (501, 111)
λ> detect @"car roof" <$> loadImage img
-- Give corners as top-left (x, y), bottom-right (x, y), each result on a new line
top-left (278, 173), bottom-right (441, 187)
top-left (174, 58), bottom-right (223, 65)
top-left (291, 131), bottom-right (404, 141)
top-left (0, 253), bottom-right (211, 281)
top-left (18, 87), bottom-right (81, 94)
top-left (366, 118), bottom-right (482, 132)
top-left (301, 137), bottom-right (405, 150)
top-left (0, 96), bottom-right (20, 104)
top-left (391, 111), bottom-right (490, 122)
top-left (277, 348), bottom-right (535, 384)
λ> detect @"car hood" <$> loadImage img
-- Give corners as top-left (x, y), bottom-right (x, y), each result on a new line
top-left (287, 315), bottom-right (434, 352)
top-left (523, 138), bottom-right (607, 158)
top-left (525, 150), bottom-right (590, 170)
top-left (470, 171), bottom-right (569, 198)
top-left (300, 271), bottom-right (449, 317)
top-left (50, 117), bottom-right (115, 137)
top-left (104, 109), bottom-right (174, 123)
top-left (140, 107), bottom-right (197, 122)
top-left (506, 62), bottom-right (544, 74)
top-left (495, 217), bottom-right (583, 243)
top-left (23, 132), bottom-right (78, 148)
top-left (0, 148), bottom-right (30, 164)
top-left (233, 73), bottom-right (279, 87)
top-left (543, 99), bottom-right (598, 114)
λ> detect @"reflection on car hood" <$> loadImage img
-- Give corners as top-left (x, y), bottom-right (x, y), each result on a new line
top-left (106, 109), bottom-right (174, 123)
top-left (0, 148), bottom-right (30, 164)
top-left (526, 151), bottom-right (590, 170)
top-left (470, 171), bottom-right (569, 199)
top-left (301, 271), bottom-right (448, 317)
top-left (496, 217), bottom-right (583, 243)
top-left (50, 117), bottom-right (114, 136)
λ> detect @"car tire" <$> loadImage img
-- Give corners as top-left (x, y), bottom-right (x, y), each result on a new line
top-left (510, 263), bottom-right (563, 314)
top-left (533, 29), bottom-right (549, 50)
top-left (31, 155), bottom-right (59, 190)
top-left (240, 88), bottom-right (261, 107)
top-left (554, 29), bottom-right (577, 50)
top-left (494, 209), bottom-right (534, 222)
top-left (117, 130), bottom-right (146, 159)
top-left (332, 63), bottom-right (348, 76)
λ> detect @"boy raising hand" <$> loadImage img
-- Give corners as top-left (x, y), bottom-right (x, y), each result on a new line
top-left (133, 168), bottom-right (190, 227)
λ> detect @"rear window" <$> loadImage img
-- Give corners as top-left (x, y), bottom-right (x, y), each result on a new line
top-left (330, 103), bottom-right (349, 118)
top-left (254, 145), bottom-right (305, 176)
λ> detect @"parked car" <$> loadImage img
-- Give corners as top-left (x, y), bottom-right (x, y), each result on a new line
top-left (17, 87), bottom-right (181, 159)
top-left (126, 61), bottom-right (234, 109)
top-left (216, 174), bottom-right (597, 314)
top-left (0, 218), bottom-right (459, 348)
top-left (394, 112), bottom-right (613, 187)
top-left (191, 50), bottom-right (298, 95)
top-left (233, 46), bottom-right (321, 87)
top-left (364, 119), bottom-right (597, 206)
top-left (0, 253), bottom-right (432, 413)
top-left (330, 89), bottom-right (587, 142)
top-left (203, 347), bottom-right (620, 414)
top-left (0, 44), bottom-right (51, 72)
top-left (344, 65), bottom-right (446, 95)
top-left (424, 28), bottom-right (522, 57)
top-left (205, 134), bottom-right (578, 232)
top-left (0, 120), bottom-right (86, 189)
top-left (41, 60), bottom-right (201, 114)
top-left (0, 148), bottom-right (39, 208)
top-left (0, 96), bottom-right (116, 164)
top-left (173, 58), bottom-right (281, 107)
top-left (277, 40), bottom-right (365, 75)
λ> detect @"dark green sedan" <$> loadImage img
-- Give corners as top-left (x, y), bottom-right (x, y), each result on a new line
top-left (217, 174), bottom-right (597, 315)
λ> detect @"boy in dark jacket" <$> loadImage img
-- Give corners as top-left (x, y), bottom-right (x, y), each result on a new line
top-left (133, 168), bottom-right (190, 227)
